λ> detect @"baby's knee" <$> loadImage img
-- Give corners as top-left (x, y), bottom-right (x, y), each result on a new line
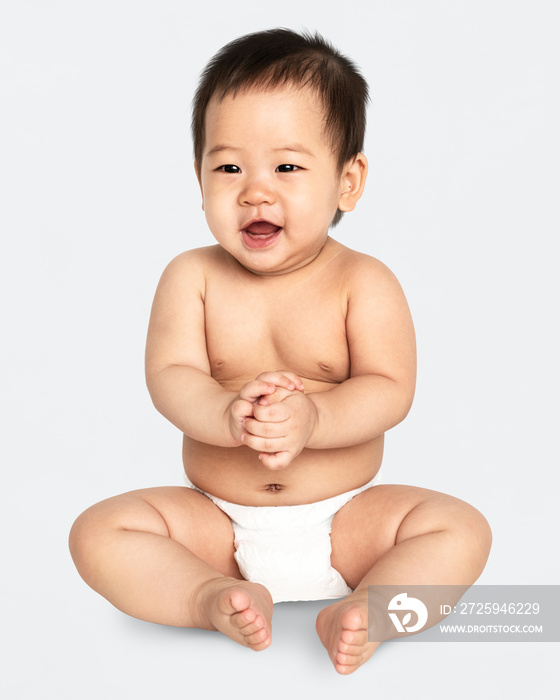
top-left (68, 501), bottom-right (111, 571)
top-left (401, 492), bottom-right (492, 568)
top-left (69, 494), bottom-right (152, 569)
top-left (461, 502), bottom-right (492, 559)
top-left (439, 498), bottom-right (492, 575)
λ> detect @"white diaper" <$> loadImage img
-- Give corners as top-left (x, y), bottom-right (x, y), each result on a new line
top-left (185, 473), bottom-right (382, 603)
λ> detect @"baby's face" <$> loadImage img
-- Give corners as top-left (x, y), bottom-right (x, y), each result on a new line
top-left (196, 85), bottom-right (350, 276)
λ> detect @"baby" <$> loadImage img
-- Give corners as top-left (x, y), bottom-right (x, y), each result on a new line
top-left (69, 29), bottom-right (491, 674)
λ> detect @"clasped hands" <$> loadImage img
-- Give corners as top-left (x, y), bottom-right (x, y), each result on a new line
top-left (228, 371), bottom-right (318, 470)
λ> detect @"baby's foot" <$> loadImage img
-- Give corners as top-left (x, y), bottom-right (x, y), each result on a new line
top-left (196, 577), bottom-right (273, 651)
top-left (316, 590), bottom-right (380, 674)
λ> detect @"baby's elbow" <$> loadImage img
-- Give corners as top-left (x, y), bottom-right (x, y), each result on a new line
top-left (402, 385), bottom-right (416, 421)
top-left (391, 379), bottom-right (416, 427)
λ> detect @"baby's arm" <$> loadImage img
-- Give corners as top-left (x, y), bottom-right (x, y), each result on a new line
top-left (308, 258), bottom-right (417, 447)
top-left (146, 252), bottom-right (234, 446)
top-left (145, 252), bottom-right (299, 446)
top-left (242, 257), bottom-right (416, 466)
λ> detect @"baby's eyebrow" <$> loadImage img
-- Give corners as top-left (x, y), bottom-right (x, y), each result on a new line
top-left (204, 143), bottom-right (316, 159)
top-left (273, 144), bottom-right (315, 157)
top-left (205, 144), bottom-right (237, 157)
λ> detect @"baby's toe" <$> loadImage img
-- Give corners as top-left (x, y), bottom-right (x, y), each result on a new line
top-left (230, 607), bottom-right (257, 629)
top-left (244, 625), bottom-right (271, 650)
top-left (337, 640), bottom-right (365, 656)
top-left (220, 587), bottom-right (251, 615)
top-left (340, 627), bottom-right (368, 646)
top-left (234, 613), bottom-right (265, 636)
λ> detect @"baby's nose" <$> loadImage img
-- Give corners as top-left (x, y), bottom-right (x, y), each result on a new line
top-left (239, 175), bottom-right (276, 206)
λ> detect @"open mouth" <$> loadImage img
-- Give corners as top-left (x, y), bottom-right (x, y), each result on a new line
top-left (241, 220), bottom-right (282, 249)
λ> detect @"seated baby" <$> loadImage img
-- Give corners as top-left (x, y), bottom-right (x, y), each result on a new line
top-left (69, 28), bottom-right (491, 675)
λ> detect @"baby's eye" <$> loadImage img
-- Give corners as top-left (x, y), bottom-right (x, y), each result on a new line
top-left (275, 164), bottom-right (300, 173)
top-left (217, 164), bottom-right (241, 173)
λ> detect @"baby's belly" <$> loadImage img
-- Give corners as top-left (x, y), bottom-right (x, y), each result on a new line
top-left (182, 435), bottom-right (384, 506)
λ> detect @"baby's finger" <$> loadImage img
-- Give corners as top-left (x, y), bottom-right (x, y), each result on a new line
top-left (241, 432), bottom-right (285, 455)
top-left (230, 398), bottom-right (254, 422)
top-left (258, 386), bottom-right (293, 405)
top-left (238, 380), bottom-right (276, 403)
top-left (258, 451), bottom-right (294, 470)
top-left (279, 371), bottom-right (305, 391)
top-left (243, 417), bottom-right (286, 440)
top-left (256, 371), bottom-right (304, 393)
top-left (252, 401), bottom-right (289, 422)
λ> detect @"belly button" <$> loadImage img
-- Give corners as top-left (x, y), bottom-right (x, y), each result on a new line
top-left (265, 483), bottom-right (283, 492)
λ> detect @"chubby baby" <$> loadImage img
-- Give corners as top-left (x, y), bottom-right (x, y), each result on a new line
top-left (69, 28), bottom-right (491, 675)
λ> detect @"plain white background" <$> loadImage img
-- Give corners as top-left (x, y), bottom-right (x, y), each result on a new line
top-left (1, 1), bottom-right (558, 697)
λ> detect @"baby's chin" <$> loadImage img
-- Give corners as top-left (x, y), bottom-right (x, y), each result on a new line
top-left (237, 251), bottom-right (327, 278)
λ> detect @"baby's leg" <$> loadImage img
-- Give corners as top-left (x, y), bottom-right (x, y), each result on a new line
top-left (69, 487), bottom-right (273, 650)
top-left (318, 485), bottom-right (491, 674)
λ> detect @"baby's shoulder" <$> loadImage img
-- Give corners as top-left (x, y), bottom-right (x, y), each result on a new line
top-left (158, 245), bottom-right (227, 286)
top-left (164, 245), bottom-right (225, 270)
top-left (332, 242), bottom-right (402, 295)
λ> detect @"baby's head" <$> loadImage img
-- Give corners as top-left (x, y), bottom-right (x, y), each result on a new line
top-left (192, 28), bottom-right (369, 227)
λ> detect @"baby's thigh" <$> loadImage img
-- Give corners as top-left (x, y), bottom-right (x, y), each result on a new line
top-left (330, 484), bottom-right (479, 588)
top-left (71, 486), bottom-right (240, 578)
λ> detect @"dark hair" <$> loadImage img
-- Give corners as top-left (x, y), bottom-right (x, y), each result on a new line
top-left (191, 28), bottom-right (369, 226)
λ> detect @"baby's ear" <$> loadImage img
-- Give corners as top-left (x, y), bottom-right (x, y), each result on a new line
top-left (338, 153), bottom-right (368, 213)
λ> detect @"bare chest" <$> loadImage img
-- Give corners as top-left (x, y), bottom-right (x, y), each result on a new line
top-left (204, 276), bottom-right (350, 387)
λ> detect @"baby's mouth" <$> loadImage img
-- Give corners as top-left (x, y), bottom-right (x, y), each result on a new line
top-left (241, 220), bottom-right (282, 249)
top-left (244, 221), bottom-right (281, 236)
